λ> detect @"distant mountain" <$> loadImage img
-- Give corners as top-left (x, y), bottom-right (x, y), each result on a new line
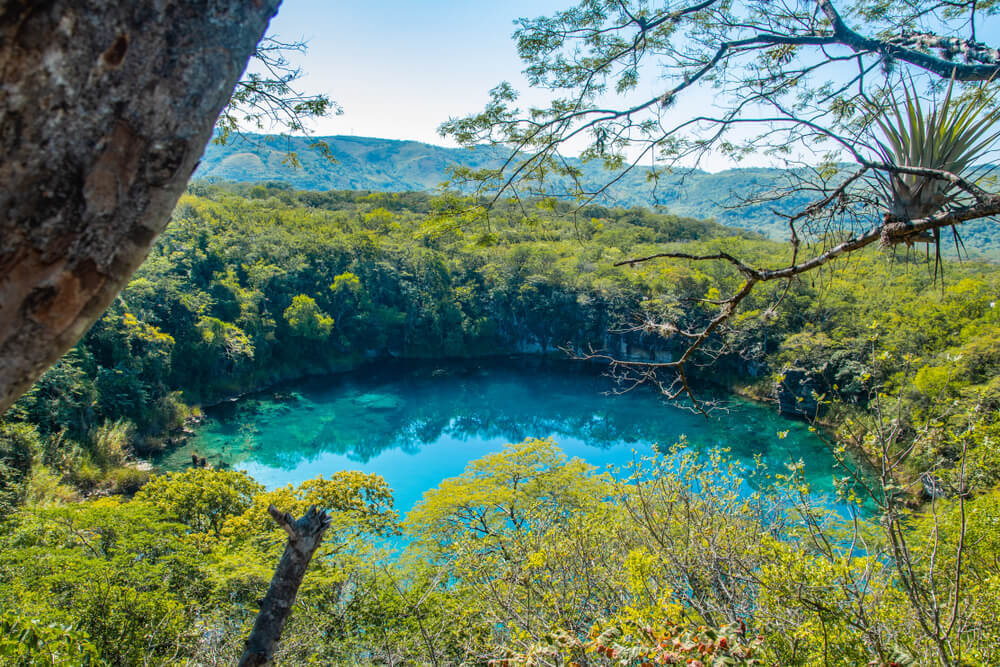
top-left (193, 134), bottom-right (813, 237)
top-left (196, 134), bottom-right (501, 193)
top-left (194, 133), bottom-right (1000, 256)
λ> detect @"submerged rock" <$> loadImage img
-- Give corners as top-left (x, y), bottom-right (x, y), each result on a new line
top-left (352, 392), bottom-right (404, 410)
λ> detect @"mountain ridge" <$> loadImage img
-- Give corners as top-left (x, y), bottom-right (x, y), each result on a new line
top-left (194, 133), bottom-right (809, 235)
top-left (194, 133), bottom-right (1000, 256)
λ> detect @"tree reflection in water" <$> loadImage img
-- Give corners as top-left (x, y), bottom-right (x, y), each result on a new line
top-left (158, 358), bottom-right (848, 513)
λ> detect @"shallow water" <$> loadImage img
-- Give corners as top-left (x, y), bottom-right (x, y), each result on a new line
top-left (160, 358), bottom-right (850, 515)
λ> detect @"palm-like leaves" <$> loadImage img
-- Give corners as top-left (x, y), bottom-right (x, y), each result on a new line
top-left (872, 78), bottom-right (1000, 221)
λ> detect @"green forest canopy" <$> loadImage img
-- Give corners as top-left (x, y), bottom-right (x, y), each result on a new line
top-left (1, 182), bottom-right (999, 664)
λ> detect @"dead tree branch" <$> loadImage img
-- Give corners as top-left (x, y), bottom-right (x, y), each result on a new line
top-left (238, 505), bottom-right (332, 667)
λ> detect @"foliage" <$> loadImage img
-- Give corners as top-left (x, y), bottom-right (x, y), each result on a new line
top-left (0, 182), bottom-right (764, 504)
top-left (0, 471), bottom-right (398, 666)
top-left (1, 426), bottom-right (998, 664)
top-left (432, 0), bottom-right (1000, 403)
top-left (2, 181), bottom-right (998, 504)
top-left (0, 182), bottom-right (998, 663)
top-left (0, 611), bottom-right (98, 666)
top-left (135, 468), bottom-right (264, 536)
top-left (498, 620), bottom-right (764, 666)
top-left (0, 421), bottom-right (41, 510)
top-left (439, 0), bottom-right (1000, 268)
top-left (283, 294), bottom-right (335, 339)
top-left (373, 441), bottom-right (1000, 664)
top-left (215, 36), bottom-right (339, 161)
top-left (871, 78), bottom-right (1000, 221)
top-left (195, 133), bottom-right (1000, 254)
top-left (223, 471), bottom-right (398, 545)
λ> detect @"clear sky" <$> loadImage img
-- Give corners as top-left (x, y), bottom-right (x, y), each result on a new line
top-left (262, 1), bottom-right (571, 145)
top-left (262, 1), bottom-right (1000, 172)
top-left (261, 0), bottom-right (731, 161)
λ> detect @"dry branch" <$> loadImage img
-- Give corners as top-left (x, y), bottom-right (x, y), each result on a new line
top-left (238, 505), bottom-right (332, 667)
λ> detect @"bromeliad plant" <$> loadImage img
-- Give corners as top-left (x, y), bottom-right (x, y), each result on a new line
top-left (870, 77), bottom-right (1000, 224)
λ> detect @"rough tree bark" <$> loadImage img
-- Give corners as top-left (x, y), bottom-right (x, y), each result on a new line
top-left (0, 0), bottom-right (282, 413)
top-left (239, 505), bottom-right (331, 667)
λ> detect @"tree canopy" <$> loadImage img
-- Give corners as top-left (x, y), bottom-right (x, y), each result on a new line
top-left (442, 0), bottom-right (1000, 402)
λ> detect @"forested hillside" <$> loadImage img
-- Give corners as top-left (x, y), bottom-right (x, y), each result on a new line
top-left (2, 183), bottom-right (1000, 664)
top-left (3, 182), bottom-right (998, 498)
top-left (195, 134), bottom-right (1000, 256)
top-left (8, 0), bottom-right (1000, 660)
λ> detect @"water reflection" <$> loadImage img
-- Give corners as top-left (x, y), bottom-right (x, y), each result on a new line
top-left (158, 358), bottom-right (847, 513)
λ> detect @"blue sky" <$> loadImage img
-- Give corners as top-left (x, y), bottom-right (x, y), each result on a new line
top-left (266, 0), bottom-right (733, 167)
top-left (263, 0), bottom-right (571, 144)
top-left (263, 1), bottom-right (1000, 172)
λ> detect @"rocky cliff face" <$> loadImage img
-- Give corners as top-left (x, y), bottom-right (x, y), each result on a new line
top-left (774, 368), bottom-right (822, 417)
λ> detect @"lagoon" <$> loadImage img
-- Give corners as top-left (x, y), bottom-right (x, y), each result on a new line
top-left (159, 358), bottom-right (846, 515)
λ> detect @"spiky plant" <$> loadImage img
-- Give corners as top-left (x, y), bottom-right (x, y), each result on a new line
top-left (871, 77), bottom-right (1000, 222)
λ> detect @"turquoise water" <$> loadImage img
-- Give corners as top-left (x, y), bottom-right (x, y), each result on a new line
top-left (161, 359), bottom-right (849, 515)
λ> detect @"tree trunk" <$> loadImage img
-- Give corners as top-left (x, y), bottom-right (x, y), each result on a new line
top-left (0, 0), bottom-right (281, 413)
top-left (238, 505), bottom-right (331, 667)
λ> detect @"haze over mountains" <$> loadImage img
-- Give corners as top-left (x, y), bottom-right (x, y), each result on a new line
top-left (195, 133), bottom-right (1000, 256)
